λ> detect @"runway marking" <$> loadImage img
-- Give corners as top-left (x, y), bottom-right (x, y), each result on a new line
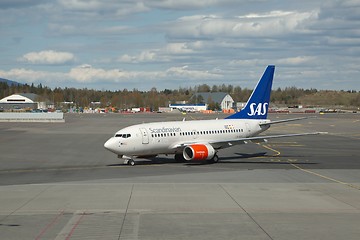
top-left (35, 210), bottom-right (64, 240)
top-left (55, 211), bottom-right (87, 240)
top-left (0, 185), bottom-right (51, 224)
top-left (259, 144), bottom-right (281, 156)
top-left (220, 185), bottom-right (274, 240)
top-left (118, 184), bottom-right (134, 240)
top-left (259, 144), bottom-right (360, 191)
top-left (290, 163), bottom-right (360, 191)
top-left (65, 212), bottom-right (86, 240)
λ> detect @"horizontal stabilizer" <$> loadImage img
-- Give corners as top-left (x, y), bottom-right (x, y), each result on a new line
top-left (260, 116), bottom-right (315, 126)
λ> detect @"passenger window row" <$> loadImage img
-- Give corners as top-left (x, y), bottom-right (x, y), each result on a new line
top-left (152, 132), bottom-right (176, 138)
top-left (151, 129), bottom-right (244, 138)
top-left (180, 129), bottom-right (243, 136)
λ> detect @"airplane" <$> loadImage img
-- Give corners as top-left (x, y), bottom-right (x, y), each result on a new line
top-left (104, 65), bottom-right (322, 166)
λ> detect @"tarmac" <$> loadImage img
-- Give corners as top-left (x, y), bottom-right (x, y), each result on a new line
top-left (0, 112), bottom-right (359, 240)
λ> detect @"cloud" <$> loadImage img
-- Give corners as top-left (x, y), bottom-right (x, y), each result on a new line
top-left (118, 51), bottom-right (161, 63)
top-left (1, 0), bottom-right (360, 91)
top-left (0, 0), bottom-right (46, 9)
top-left (165, 66), bottom-right (220, 79)
top-left (57, 0), bottom-right (150, 17)
top-left (0, 64), bottom-right (220, 86)
top-left (19, 50), bottom-right (76, 65)
top-left (0, 68), bottom-right (65, 84)
top-left (166, 10), bottom-right (319, 39)
top-left (115, 1), bottom-right (149, 16)
top-left (68, 64), bottom-right (125, 83)
top-left (118, 43), bottom-right (196, 63)
top-left (57, 0), bottom-right (103, 11)
top-left (48, 23), bottom-right (130, 36)
top-left (68, 64), bottom-right (220, 83)
top-left (275, 56), bottom-right (317, 65)
top-left (144, 0), bottom-right (240, 10)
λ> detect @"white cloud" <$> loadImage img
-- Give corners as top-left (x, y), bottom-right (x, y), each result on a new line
top-left (167, 10), bottom-right (319, 39)
top-left (275, 56), bottom-right (316, 65)
top-left (68, 64), bottom-right (219, 83)
top-left (48, 23), bottom-right (130, 36)
top-left (57, 0), bottom-right (102, 11)
top-left (68, 64), bottom-right (125, 82)
top-left (165, 43), bottom-right (195, 54)
top-left (57, 0), bottom-right (150, 17)
top-left (19, 50), bottom-right (76, 65)
top-left (166, 66), bottom-right (220, 79)
top-left (0, 64), bottom-right (220, 86)
top-left (118, 51), bottom-right (162, 63)
top-left (118, 42), bottom-right (196, 63)
top-left (145, 0), bottom-right (239, 10)
top-left (0, 68), bottom-right (65, 83)
top-left (115, 1), bottom-right (149, 16)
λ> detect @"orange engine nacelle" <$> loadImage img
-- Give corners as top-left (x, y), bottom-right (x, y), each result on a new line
top-left (183, 143), bottom-right (215, 161)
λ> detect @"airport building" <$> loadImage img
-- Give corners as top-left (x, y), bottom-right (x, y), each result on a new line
top-left (0, 93), bottom-right (53, 111)
top-left (191, 92), bottom-right (235, 110)
top-left (169, 103), bottom-right (207, 112)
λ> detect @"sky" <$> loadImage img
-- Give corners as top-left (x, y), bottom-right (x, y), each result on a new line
top-left (0, 0), bottom-right (359, 91)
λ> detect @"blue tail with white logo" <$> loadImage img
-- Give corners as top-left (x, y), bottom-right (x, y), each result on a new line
top-left (226, 65), bottom-right (275, 120)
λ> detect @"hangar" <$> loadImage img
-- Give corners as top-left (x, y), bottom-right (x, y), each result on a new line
top-left (191, 92), bottom-right (235, 110)
top-left (0, 93), bottom-right (53, 111)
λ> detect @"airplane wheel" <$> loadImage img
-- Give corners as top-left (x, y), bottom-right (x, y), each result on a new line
top-left (128, 159), bottom-right (135, 166)
top-left (208, 155), bottom-right (219, 164)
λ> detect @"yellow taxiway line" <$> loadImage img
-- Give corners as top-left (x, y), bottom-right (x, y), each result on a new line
top-left (260, 143), bottom-right (360, 191)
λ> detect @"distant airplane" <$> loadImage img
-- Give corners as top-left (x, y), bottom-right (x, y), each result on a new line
top-left (104, 65), bottom-right (322, 166)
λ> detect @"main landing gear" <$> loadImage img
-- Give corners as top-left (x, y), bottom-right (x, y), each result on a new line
top-left (119, 155), bottom-right (136, 166)
top-left (174, 153), bottom-right (220, 164)
top-left (208, 154), bottom-right (219, 164)
top-left (124, 159), bottom-right (135, 166)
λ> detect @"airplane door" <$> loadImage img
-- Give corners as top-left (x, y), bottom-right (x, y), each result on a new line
top-left (140, 128), bottom-right (149, 144)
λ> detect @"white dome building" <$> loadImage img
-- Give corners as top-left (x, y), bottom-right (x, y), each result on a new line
top-left (0, 93), bottom-right (52, 110)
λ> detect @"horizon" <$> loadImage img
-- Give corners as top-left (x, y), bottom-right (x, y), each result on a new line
top-left (1, 77), bottom-right (358, 93)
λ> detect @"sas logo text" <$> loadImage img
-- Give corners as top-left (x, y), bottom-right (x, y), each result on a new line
top-left (248, 103), bottom-right (268, 116)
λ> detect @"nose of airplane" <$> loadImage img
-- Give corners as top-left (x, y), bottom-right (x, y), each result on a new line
top-left (104, 137), bottom-right (118, 153)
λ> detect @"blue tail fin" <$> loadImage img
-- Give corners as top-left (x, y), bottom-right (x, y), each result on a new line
top-left (226, 65), bottom-right (275, 119)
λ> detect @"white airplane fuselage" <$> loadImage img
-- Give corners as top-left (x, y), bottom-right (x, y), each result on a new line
top-left (104, 118), bottom-right (270, 157)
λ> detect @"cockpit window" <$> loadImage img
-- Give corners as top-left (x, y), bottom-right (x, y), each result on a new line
top-left (115, 133), bottom-right (131, 138)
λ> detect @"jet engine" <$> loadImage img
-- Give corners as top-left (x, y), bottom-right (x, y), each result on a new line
top-left (183, 143), bottom-right (215, 161)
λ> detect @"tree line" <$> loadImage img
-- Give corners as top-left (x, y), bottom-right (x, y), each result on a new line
top-left (0, 82), bottom-right (359, 110)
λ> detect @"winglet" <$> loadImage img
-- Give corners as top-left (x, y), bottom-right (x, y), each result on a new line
top-left (226, 65), bottom-right (275, 119)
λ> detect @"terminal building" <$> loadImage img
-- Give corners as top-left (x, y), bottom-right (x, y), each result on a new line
top-left (0, 93), bottom-right (53, 111)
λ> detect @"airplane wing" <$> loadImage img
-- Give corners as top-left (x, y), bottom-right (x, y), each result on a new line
top-left (209, 132), bottom-right (325, 149)
top-left (171, 132), bottom-right (325, 151)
